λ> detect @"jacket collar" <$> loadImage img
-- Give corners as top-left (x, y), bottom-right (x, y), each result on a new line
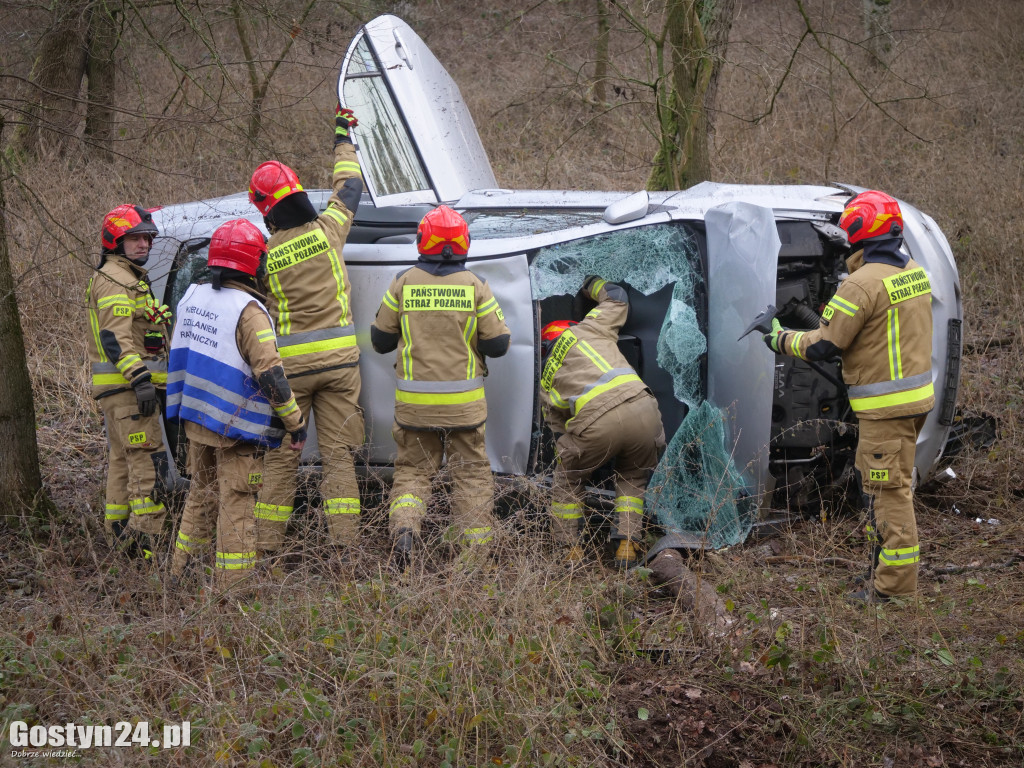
top-left (415, 257), bottom-right (467, 277)
top-left (222, 278), bottom-right (267, 302)
top-left (847, 238), bottom-right (909, 272)
top-left (108, 253), bottom-right (149, 281)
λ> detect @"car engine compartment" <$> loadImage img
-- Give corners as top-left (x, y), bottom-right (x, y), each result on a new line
top-left (768, 220), bottom-right (859, 516)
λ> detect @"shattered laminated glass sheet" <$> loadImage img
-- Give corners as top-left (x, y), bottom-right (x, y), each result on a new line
top-left (530, 222), bottom-right (755, 548)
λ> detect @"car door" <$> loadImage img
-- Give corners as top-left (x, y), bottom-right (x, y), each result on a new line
top-left (338, 15), bottom-right (497, 207)
top-left (705, 202), bottom-right (781, 503)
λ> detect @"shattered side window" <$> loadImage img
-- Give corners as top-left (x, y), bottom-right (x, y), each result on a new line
top-left (530, 222), bottom-right (754, 549)
top-left (167, 238), bottom-right (212, 312)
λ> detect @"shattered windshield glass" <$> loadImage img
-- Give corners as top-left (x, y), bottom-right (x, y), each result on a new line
top-left (465, 210), bottom-right (605, 240)
top-left (531, 222), bottom-right (754, 549)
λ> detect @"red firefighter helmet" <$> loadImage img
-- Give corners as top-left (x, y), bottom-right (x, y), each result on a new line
top-left (248, 161), bottom-right (304, 216)
top-left (839, 190), bottom-right (904, 245)
top-left (541, 319), bottom-right (578, 356)
top-left (101, 204), bottom-right (158, 251)
top-left (207, 219), bottom-right (267, 277)
top-left (416, 205), bottom-right (470, 259)
top-left (542, 319), bottom-right (577, 344)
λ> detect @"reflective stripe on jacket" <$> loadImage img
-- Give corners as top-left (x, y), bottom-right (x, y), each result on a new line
top-left (782, 251), bottom-right (934, 419)
top-left (262, 142), bottom-right (361, 376)
top-left (167, 284), bottom-right (286, 448)
top-left (372, 265), bottom-right (510, 429)
top-left (540, 280), bottom-right (649, 435)
top-left (86, 255), bottom-right (169, 398)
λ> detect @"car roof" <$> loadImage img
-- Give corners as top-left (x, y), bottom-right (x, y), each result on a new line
top-left (456, 182), bottom-right (850, 219)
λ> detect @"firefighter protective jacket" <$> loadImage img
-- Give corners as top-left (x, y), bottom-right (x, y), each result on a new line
top-left (86, 254), bottom-right (169, 399)
top-left (372, 263), bottom-right (510, 429)
top-left (779, 249), bottom-right (934, 420)
top-left (167, 281), bottom-right (303, 449)
top-left (540, 279), bottom-right (650, 436)
top-left (262, 142), bottom-right (361, 377)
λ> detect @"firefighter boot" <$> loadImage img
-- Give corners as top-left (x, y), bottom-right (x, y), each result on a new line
top-left (847, 587), bottom-right (891, 605)
top-left (613, 540), bottom-right (641, 570)
top-left (110, 518), bottom-right (135, 557)
top-left (391, 528), bottom-right (416, 574)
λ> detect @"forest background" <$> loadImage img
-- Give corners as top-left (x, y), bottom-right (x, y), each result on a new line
top-left (0, 1), bottom-right (1022, 766)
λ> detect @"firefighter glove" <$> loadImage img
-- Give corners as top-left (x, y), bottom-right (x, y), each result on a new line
top-left (572, 275), bottom-right (602, 321)
top-left (144, 295), bottom-right (173, 324)
top-left (143, 330), bottom-right (165, 354)
top-left (335, 105), bottom-right (358, 144)
top-left (289, 422), bottom-right (308, 451)
top-left (763, 318), bottom-right (785, 353)
top-left (133, 378), bottom-right (158, 417)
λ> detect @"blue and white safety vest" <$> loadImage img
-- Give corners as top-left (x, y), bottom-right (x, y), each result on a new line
top-left (166, 284), bottom-right (285, 448)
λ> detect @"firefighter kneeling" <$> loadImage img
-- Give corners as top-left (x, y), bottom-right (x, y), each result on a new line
top-left (540, 277), bottom-right (666, 569)
top-left (764, 190), bottom-right (933, 602)
top-left (370, 206), bottom-right (511, 569)
top-left (167, 219), bottom-right (306, 593)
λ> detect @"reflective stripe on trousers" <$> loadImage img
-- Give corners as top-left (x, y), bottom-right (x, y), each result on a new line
top-left (254, 502), bottom-right (293, 522)
top-left (325, 497), bottom-right (360, 516)
top-left (105, 503), bottom-right (129, 521)
top-left (216, 551), bottom-right (257, 571)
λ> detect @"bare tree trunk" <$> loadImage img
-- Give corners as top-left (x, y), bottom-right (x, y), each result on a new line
top-left (85, 0), bottom-right (120, 159)
top-left (647, 0), bottom-right (736, 191)
top-left (863, 0), bottom-right (894, 65)
top-left (0, 116), bottom-right (50, 526)
top-left (591, 0), bottom-right (611, 105)
top-left (231, 0), bottom-right (319, 157)
top-left (8, 0), bottom-right (90, 159)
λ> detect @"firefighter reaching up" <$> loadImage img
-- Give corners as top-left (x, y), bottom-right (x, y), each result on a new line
top-left (86, 204), bottom-right (172, 560)
top-left (763, 190), bottom-right (934, 602)
top-left (539, 277), bottom-right (666, 569)
top-left (370, 205), bottom-right (511, 570)
top-left (248, 106), bottom-right (366, 561)
top-left (167, 219), bottom-right (306, 593)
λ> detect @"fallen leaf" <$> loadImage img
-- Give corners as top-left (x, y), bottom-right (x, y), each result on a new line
top-left (685, 687), bottom-right (702, 700)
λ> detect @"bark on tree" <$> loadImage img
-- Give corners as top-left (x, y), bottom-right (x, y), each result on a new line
top-left (591, 0), bottom-right (611, 105)
top-left (863, 0), bottom-right (894, 65)
top-left (0, 116), bottom-right (50, 525)
top-left (8, 0), bottom-right (91, 158)
top-left (647, 0), bottom-right (736, 191)
top-left (85, 0), bottom-right (120, 159)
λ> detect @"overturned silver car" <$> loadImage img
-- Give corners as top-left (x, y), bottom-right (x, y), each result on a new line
top-left (147, 15), bottom-right (962, 549)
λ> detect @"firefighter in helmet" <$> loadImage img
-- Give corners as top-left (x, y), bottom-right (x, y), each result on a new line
top-left (540, 277), bottom-right (666, 569)
top-left (167, 219), bottom-right (306, 591)
top-left (86, 204), bottom-right (172, 557)
top-left (248, 106), bottom-right (365, 560)
top-left (370, 205), bottom-right (511, 568)
top-left (764, 190), bottom-right (933, 602)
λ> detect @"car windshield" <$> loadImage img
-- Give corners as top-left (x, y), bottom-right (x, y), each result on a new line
top-left (464, 209), bottom-right (605, 239)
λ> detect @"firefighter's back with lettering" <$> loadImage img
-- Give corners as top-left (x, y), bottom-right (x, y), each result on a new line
top-left (372, 230), bottom-right (509, 430)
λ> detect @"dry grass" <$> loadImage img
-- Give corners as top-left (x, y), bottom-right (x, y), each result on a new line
top-left (2, 0), bottom-right (1023, 765)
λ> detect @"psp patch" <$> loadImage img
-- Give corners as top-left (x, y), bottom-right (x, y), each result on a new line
top-left (248, 472), bottom-right (263, 485)
top-left (869, 469), bottom-right (890, 482)
top-left (128, 431), bottom-right (147, 445)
